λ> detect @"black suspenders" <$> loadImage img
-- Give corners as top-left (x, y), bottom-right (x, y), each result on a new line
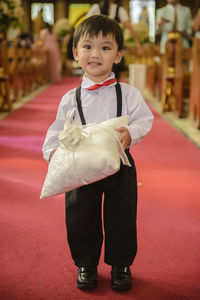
top-left (75, 85), bottom-right (86, 125)
top-left (75, 83), bottom-right (122, 125)
top-left (115, 83), bottom-right (122, 117)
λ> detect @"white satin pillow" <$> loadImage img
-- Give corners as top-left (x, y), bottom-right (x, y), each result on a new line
top-left (40, 111), bottom-right (131, 198)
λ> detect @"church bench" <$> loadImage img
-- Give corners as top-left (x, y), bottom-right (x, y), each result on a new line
top-left (0, 39), bottom-right (11, 111)
top-left (189, 37), bottom-right (200, 129)
top-left (160, 32), bottom-right (191, 117)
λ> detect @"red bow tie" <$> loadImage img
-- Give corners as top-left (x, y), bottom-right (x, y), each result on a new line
top-left (87, 78), bottom-right (117, 91)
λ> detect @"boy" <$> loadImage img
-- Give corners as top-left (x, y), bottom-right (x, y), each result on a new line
top-left (42, 15), bottom-right (154, 291)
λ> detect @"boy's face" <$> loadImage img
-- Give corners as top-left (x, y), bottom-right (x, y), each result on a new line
top-left (73, 32), bottom-right (123, 82)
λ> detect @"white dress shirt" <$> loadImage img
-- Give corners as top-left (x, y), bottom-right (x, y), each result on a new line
top-left (86, 3), bottom-right (129, 23)
top-left (42, 72), bottom-right (154, 161)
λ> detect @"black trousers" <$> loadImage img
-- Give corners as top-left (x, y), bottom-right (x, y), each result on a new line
top-left (65, 151), bottom-right (137, 267)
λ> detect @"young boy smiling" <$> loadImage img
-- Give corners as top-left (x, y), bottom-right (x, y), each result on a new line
top-left (42, 15), bottom-right (154, 291)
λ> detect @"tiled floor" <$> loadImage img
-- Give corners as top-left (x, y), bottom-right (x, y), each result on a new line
top-left (143, 89), bottom-right (200, 149)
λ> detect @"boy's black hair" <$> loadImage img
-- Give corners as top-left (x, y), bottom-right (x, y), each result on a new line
top-left (73, 15), bottom-right (124, 50)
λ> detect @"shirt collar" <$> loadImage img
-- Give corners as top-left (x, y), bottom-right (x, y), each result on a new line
top-left (82, 72), bottom-right (116, 90)
top-left (168, 3), bottom-right (180, 9)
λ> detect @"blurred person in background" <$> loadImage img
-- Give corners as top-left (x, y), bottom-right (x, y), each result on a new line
top-left (193, 3), bottom-right (200, 38)
top-left (39, 23), bottom-right (61, 83)
top-left (156, 0), bottom-right (192, 54)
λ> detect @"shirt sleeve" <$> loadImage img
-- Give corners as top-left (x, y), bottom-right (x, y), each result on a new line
top-left (86, 4), bottom-right (101, 17)
top-left (185, 7), bottom-right (192, 35)
top-left (118, 6), bottom-right (129, 23)
top-left (42, 90), bottom-right (76, 161)
top-left (124, 86), bottom-right (154, 146)
top-left (156, 7), bottom-right (172, 33)
top-left (156, 8), bottom-right (162, 24)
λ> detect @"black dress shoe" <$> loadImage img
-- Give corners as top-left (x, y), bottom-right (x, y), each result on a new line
top-left (111, 266), bottom-right (132, 291)
top-left (77, 267), bottom-right (97, 289)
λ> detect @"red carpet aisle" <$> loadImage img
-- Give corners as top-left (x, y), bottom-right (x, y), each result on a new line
top-left (0, 76), bottom-right (200, 300)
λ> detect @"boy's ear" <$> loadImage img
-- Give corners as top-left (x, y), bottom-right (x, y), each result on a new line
top-left (73, 47), bottom-right (79, 61)
top-left (114, 49), bottom-right (124, 64)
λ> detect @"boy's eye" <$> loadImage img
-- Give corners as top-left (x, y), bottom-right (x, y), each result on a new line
top-left (84, 45), bottom-right (91, 49)
top-left (102, 46), bottom-right (110, 50)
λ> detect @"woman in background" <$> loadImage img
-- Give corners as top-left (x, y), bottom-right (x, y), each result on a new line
top-left (39, 23), bottom-right (61, 83)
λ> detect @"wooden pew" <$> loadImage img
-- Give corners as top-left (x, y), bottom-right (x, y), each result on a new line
top-left (5, 41), bottom-right (36, 102)
top-left (1, 37), bottom-right (49, 111)
top-left (6, 41), bottom-right (19, 101)
top-left (18, 44), bottom-right (29, 96)
top-left (148, 44), bottom-right (163, 99)
top-left (0, 73), bottom-right (10, 111)
top-left (145, 43), bottom-right (157, 95)
top-left (189, 37), bottom-right (200, 129)
top-left (0, 39), bottom-right (11, 111)
top-left (24, 45), bottom-right (34, 92)
top-left (160, 33), bottom-right (191, 117)
top-left (161, 33), bottom-right (182, 114)
top-left (31, 44), bottom-right (48, 86)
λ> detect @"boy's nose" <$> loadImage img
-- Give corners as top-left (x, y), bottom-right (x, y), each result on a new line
top-left (91, 48), bottom-right (101, 58)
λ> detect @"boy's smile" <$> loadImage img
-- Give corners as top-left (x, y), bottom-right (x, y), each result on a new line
top-left (73, 33), bottom-right (123, 83)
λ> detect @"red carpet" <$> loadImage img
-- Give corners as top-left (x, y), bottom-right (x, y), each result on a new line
top-left (0, 76), bottom-right (200, 300)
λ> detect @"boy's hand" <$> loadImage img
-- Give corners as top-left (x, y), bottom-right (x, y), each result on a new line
top-left (49, 149), bottom-right (56, 161)
top-left (116, 127), bottom-right (131, 150)
top-left (158, 17), bottom-right (170, 26)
